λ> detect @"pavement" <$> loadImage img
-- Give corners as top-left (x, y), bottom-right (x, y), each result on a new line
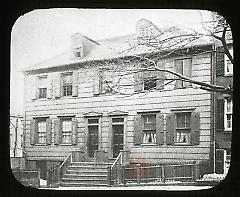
top-left (40, 185), bottom-right (212, 190)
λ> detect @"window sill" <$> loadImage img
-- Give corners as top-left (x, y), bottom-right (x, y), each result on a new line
top-left (34, 144), bottom-right (47, 146)
top-left (224, 74), bottom-right (233, 77)
top-left (223, 129), bottom-right (232, 133)
top-left (174, 143), bottom-right (191, 146)
top-left (59, 143), bottom-right (74, 146)
top-left (141, 143), bottom-right (157, 146)
top-left (36, 98), bottom-right (48, 101)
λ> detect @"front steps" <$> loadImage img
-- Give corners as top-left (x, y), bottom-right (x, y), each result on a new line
top-left (60, 162), bottom-right (113, 187)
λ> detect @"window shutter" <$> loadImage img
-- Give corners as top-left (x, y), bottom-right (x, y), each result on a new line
top-left (30, 119), bottom-right (37, 145)
top-left (54, 73), bottom-right (61, 98)
top-left (174, 59), bottom-right (183, 89)
top-left (93, 70), bottom-right (101, 95)
top-left (216, 99), bottom-right (224, 131)
top-left (216, 47), bottom-right (225, 76)
top-left (134, 71), bottom-right (143, 92)
top-left (156, 61), bottom-right (165, 90)
top-left (190, 112), bottom-right (200, 145)
top-left (47, 75), bottom-right (53, 99)
top-left (156, 114), bottom-right (164, 145)
top-left (134, 115), bottom-right (143, 145)
top-left (46, 118), bottom-right (52, 145)
top-left (183, 58), bottom-right (192, 88)
top-left (31, 76), bottom-right (38, 100)
top-left (72, 117), bottom-right (78, 145)
top-left (72, 71), bottom-right (78, 97)
top-left (54, 118), bottom-right (62, 144)
top-left (215, 149), bottom-right (225, 174)
top-left (166, 113), bottom-right (175, 145)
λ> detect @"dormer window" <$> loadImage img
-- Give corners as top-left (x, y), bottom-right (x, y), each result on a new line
top-left (74, 47), bottom-right (81, 58)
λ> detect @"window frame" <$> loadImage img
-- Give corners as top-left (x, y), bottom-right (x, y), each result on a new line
top-left (142, 113), bottom-right (157, 145)
top-left (61, 72), bottom-right (73, 97)
top-left (36, 117), bottom-right (47, 145)
top-left (224, 48), bottom-right (233, 76)
top-left (37, 75), bottom-right (48, 99)
top-left (60, 117), bottom-right (73, 144)
top-left (143, 70), bottom-right (157, 91)
top-left (174, 112), bottom-right (191, 145)
top-left (175, 57), bottom-right (192, 89)
top-left (224, 97), bottom-right (233, 132)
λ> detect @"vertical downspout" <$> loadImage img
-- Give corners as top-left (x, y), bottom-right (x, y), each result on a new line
top-left (211, 44), bottom-right (217, 173)
top-left (22, 74), bottom-right (27, 163)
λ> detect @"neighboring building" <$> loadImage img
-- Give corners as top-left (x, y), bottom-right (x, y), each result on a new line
top-left (10, 115), bottom-right (25, 169)
top-left (21, 18), bottom-right (230, 182)
top-left (215, 41), bottom-right (233, 175)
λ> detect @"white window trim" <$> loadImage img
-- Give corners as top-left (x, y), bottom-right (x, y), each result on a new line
top-left (224, 48), bottom-right (233, 76)
top-left (224, 98), bottom-right (233, 132)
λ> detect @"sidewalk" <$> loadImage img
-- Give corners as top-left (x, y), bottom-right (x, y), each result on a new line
top-left (40, 185), bottom-right (212, 190)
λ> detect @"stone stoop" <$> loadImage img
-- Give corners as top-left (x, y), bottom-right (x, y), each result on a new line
top-left (60, 162), bottom-right (113, 187)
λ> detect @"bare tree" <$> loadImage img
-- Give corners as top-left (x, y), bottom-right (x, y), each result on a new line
top-left (96, 12), bottom-right (233, 97)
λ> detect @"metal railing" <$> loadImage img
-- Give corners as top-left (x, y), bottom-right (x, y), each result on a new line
top-left (110, 151), bottom-right (123, 185)
top-left (109, 161), bottom-right (199, 186)
top-left (46, 164), bottom-right (60, 187)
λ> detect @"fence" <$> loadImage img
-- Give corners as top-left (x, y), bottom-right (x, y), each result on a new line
top-left (12, 167), bottom-right (40, 188)
top-left (46, 164), bottom-right (60, 187)
top-left (109, 161), bottom-right (199, 186)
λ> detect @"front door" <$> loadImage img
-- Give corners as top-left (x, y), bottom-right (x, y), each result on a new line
top-left (112, 119), bottom-right (124, 158)
top-left (87, 118), bottom-right (99, 158)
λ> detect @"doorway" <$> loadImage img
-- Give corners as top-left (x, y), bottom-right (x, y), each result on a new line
top-left (87, 118), bottom-right (99, 158)
top-left (112, 117), bottom-right (124, 158)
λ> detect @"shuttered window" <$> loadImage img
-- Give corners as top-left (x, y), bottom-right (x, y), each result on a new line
top-left (175, 58), bottom-right (192, 89)
top-left (30, 118), bottom-right (51, 145)
top-left (37, 119), bottom-right (47, 144)
top-left (134, 113), bottom-right (164, 145)
top-left (61, 118), bottom-right (72, 144)
top-left (134, 61), bottom-right (165, 93)
top-left (142, 114), bottom-right (156, 144)
top-left (166, 111), bottom-right (200, 145)
top-left (101, 70), bottom-right (119, 94)
top-left (62, 73), bottom-right (73, 96)
top-left (37, 76), bottom-right (47, 99)
top-left (175, 113), bottom-right (191, 144)
top-left (54, 117), bottom-right (78, 145)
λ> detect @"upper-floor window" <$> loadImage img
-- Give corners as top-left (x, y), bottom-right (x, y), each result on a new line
top-left (175, 58), bottom-right (192, 89)
top-left (143, 70), bottom-right (157, 91)
top-left (37, 76), bottom-right (47, 99)
top-left (224, 98), bottom-right (233, 131)
top-left (62, 73), bottom-right (73, 96)
top-left (225, 48), bottom-right (233, 75)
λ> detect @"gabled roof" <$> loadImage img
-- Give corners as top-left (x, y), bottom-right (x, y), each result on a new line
top-left (23, 19), bottom-right (214, 72)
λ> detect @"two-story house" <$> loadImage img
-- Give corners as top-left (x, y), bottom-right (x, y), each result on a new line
top-left (21, 19), bottom-right (221, 183)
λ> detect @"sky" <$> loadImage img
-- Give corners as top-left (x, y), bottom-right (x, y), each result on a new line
top-left (10, 8), bottom-right (212, 115)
